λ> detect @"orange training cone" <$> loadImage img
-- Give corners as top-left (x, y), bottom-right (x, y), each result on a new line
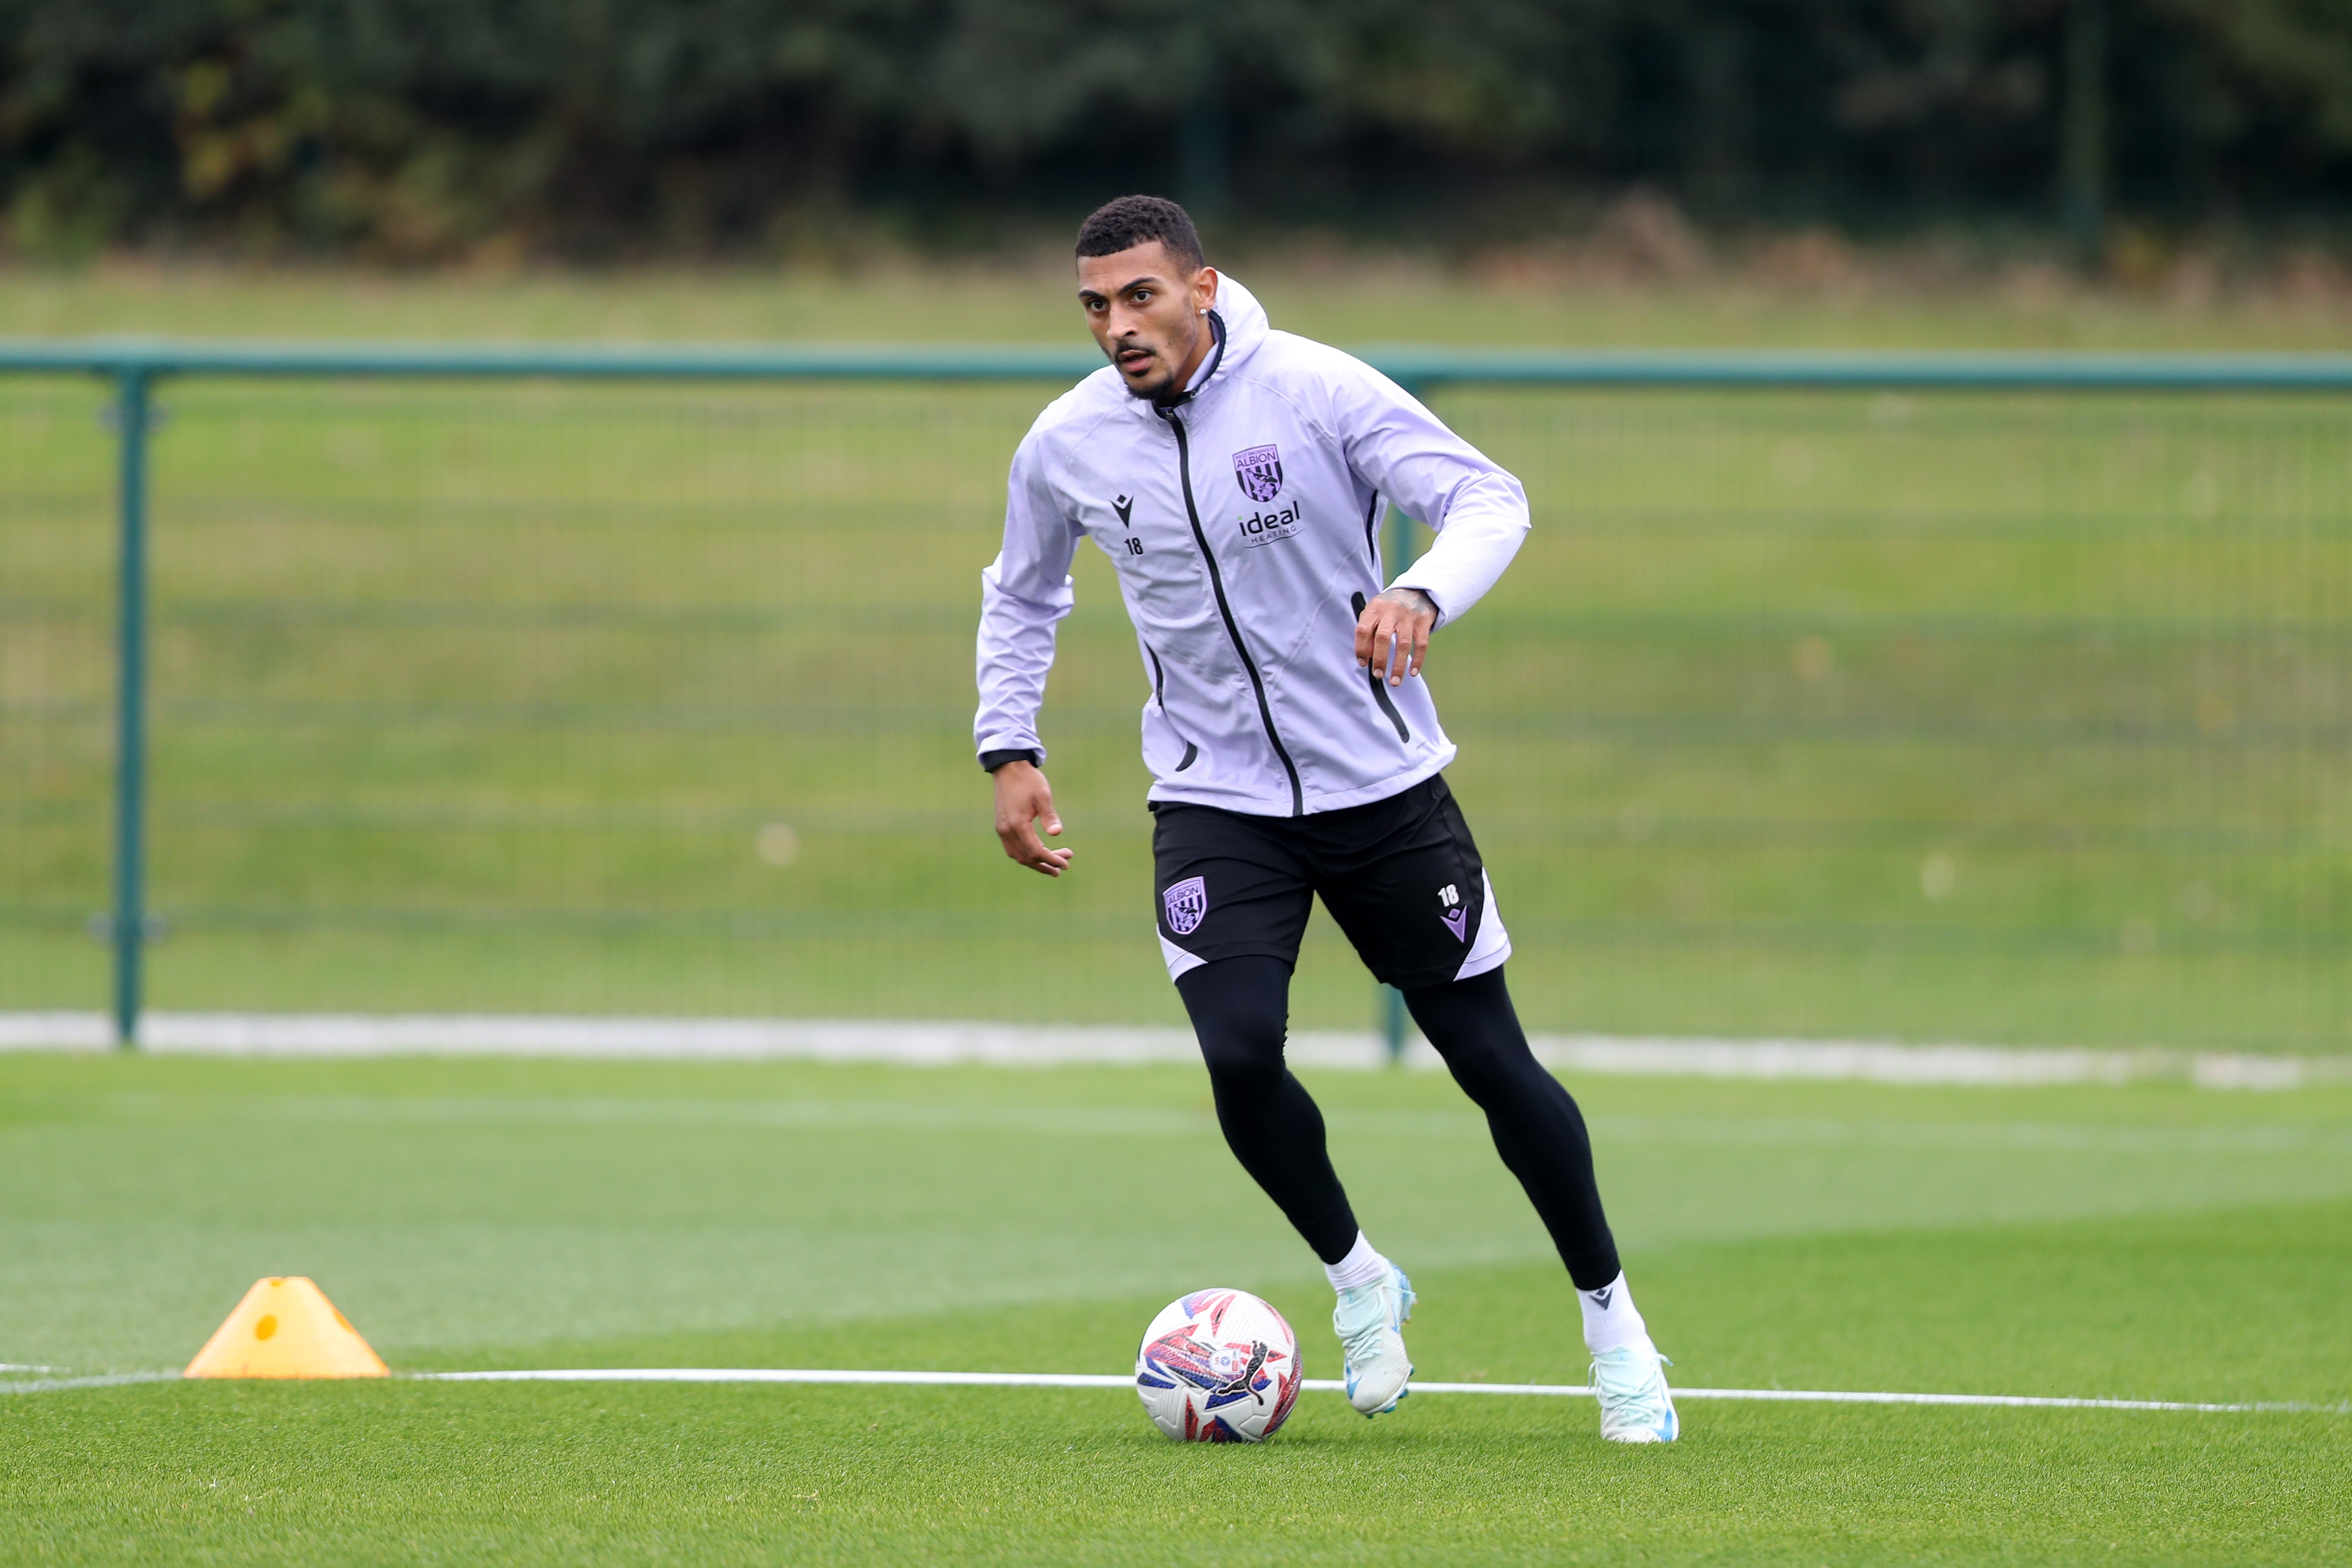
top-left (184, 1277), bottom-right (389, 1378)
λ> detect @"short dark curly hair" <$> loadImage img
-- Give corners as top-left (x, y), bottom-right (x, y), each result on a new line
top-left (1075, 195), bottom-right (1204, 272)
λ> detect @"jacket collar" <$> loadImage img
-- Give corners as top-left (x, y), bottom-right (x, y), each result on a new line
top-left (1131, 271), bottom-right (1269, 421)
top-left (1152, 309), bottom-right (1226, 419)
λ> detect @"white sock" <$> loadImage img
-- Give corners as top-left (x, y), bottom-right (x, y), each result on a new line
top-left (1324, 1231), bottom-right (1390, 1292)
top-left (1578, 1271), bottom-right (1649, 1354)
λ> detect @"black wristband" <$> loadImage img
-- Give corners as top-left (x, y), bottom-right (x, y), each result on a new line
top-left (979, 748), bottom-right (1041, 774)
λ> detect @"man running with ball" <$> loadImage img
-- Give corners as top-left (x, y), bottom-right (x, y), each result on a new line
top-left (974, 195), bottom-right (1676, 1443)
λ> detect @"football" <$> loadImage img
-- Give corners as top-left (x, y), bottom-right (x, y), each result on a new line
top-left (1133, 1288), bottom-right (1303, 1443)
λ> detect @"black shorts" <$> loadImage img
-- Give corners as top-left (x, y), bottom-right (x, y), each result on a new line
top-left (1151, 774), bottom-right (1512, 991)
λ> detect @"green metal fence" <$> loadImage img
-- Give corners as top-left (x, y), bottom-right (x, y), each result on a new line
top-left (4, 341), bottom-right (2349, 1053)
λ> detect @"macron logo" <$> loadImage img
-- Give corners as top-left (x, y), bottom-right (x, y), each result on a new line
top-left (1588, 1287), bottom-right (1613, 1310)
top-left (1112, 495), bottom-right (1134, 527)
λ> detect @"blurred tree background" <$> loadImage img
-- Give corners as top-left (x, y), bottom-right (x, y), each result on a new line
top-left (1, 0), bottom-right (2348, 262)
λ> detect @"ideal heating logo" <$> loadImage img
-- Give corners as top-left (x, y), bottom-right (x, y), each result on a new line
top-left (1236, 499), bottom-right (1302, 548)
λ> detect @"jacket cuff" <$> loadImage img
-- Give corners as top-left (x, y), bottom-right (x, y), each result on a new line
top-left (979, 748), bottom-right (1042, 773)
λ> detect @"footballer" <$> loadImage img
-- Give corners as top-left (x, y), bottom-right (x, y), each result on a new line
top-left (974, 195), bottom-right (1676, 1442)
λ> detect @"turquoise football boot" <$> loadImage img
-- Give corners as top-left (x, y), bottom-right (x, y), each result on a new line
top-left (1334, 1263), bottom-right (1416, 1417)
top-left (1591, 1339), bottom-right (1678, 1443)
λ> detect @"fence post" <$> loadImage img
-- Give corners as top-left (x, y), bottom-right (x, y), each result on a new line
top-left (1379, 980), bottom-right (1408, 1065)
top-left (110, 366), bottom-right (152, 1048)
top-left (1377, 451), bottom-right (1425, 1065)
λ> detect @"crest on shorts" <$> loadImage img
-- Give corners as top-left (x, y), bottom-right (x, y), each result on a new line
top-left (1164, 875), bottom-right (1208, 936)
top-left (1232, 444), bottom-right (1283, 503)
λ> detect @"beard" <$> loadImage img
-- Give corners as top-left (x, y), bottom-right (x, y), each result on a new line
top-left (1117, 351), bottom-right (1175, 402)
top-left (1112, 320), bottom-right (1202, 403)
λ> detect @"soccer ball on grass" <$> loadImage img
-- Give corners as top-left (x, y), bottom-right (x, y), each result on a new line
top-left (1134, 1288), bottom-right (1302, 1443)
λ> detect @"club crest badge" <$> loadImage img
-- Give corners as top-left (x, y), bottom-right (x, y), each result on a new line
top-left (1163, 875), bottom-right (1209, 936)
top-left (1232, 444), bottom-right (1283, 503)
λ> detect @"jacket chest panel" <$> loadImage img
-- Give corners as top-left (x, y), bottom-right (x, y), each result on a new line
top-left (1065, 402), bottom-right (1364, 643)
top-left (1184, 405), bottom-right (1361, 573)
top-left (1072, 470), bottom-right (1192, 579)
top-left (1171, 404), bottom-right (1354, 564)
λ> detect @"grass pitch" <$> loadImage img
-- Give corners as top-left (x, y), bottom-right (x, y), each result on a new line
top-left (4, 1051), bottom-right (2348, 1563)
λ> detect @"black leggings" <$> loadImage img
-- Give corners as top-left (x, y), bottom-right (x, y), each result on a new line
top-left (1175, 956), bottom-right (1621, 1291)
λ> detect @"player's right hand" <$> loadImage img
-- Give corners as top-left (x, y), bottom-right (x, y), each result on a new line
top-left (993, 761), bottom-right (1075, 877)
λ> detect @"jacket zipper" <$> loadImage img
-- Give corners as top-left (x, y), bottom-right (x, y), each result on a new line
top-left (1145, 644), bottom-right (1199, 771)
top-left (1350, 592), bottom-right (1412, 743)
top-left (1167, 413), bottom-right (1303, 815)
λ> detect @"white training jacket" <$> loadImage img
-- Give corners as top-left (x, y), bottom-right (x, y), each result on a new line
top-left (974, 274), bottom-right (1530, 818)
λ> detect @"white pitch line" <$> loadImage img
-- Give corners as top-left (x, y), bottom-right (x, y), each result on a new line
top-left (411, 1368), bottom-right (2342, 1413)
top-left (5, 1366), bottom-right (2336, 1413)
top-left (0, 1371), bottom-right (182, 1394)
top-left (424, 1368), bottom-right (1142, 1390)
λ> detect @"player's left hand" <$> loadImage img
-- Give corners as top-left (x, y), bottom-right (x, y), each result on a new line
top-left (1355, 587), bottom-right (1437, 686)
